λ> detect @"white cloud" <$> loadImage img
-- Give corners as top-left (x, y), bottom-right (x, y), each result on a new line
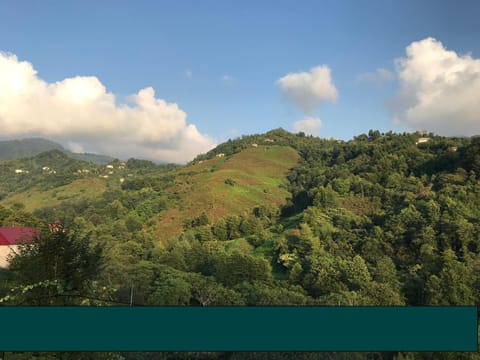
top-left (292, 117), bottom-right (323, 136)
top-left (390, 37), bottom-right (480, 136)
top-left (356, 68), bottom-right (394, 85)
top-left (0, 53), bottom-right (215, 163)
top-left (184, 70), bottom-right (193, 79)
top-left (277, 65), bottom-right (338, 112)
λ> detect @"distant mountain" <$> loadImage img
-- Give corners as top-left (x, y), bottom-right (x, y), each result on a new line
top-left (0, 138), bottom-right (115, 165)
top-left (0, 138), bottom-right (64, 159)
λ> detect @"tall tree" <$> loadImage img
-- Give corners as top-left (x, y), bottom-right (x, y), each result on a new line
top-left (6, 224), bottom-right (103, 305)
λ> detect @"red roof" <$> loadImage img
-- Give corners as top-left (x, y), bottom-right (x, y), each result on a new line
top-left (0, 227), bottom-right (38, 245)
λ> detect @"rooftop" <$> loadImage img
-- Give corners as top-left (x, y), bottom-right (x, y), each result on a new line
top-left (0, 227), bottom-right (38, 245)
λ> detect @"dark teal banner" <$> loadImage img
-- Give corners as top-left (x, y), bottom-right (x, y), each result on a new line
top-left (0, 306), bottom-right (477, 351)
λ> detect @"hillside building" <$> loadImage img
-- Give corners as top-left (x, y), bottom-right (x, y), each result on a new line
top-left (0, 227), bottom-right (38, 268)
top-left (416, 138), bottom-right (430, 145)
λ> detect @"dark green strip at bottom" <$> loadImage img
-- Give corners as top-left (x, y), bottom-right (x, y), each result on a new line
top-left (0, 306), bottom-right (477, 351)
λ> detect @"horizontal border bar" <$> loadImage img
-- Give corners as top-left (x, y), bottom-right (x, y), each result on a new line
top-left (0, 306), bottom-right (477, 351)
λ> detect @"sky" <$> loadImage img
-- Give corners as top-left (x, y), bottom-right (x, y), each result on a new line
top-left (0, 0), bottom-right (479, 163)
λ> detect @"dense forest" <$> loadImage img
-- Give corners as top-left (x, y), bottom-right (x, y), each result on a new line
top-left (0, 129), bottom-right (479, 359)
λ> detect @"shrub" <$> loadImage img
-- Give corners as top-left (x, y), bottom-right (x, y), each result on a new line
top-left (224, 178), bottom-right (236, 186)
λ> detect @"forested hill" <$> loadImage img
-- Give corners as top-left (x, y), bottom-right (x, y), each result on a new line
top-left (0, 137), bottom-right (115, 164)
top-left (1, 129), bottom-right (480, 315)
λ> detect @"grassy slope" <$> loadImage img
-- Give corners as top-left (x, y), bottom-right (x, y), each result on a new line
top-left (1, 178), bottom-right (107, 212)
top-left (156, 145), bottom-right (300, 243)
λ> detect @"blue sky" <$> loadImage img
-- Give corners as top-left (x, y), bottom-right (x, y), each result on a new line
top-left (1, 1), bottom-right (479, 162)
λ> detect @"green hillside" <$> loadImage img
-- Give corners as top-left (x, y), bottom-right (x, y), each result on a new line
top-left (0, 142), bottom-right (299, 240)
top-left (1, 178), bottom-right (107, 212)
top-left (0, 149), bottom-right (174, 206)
top-left (156, 144), bottom-right (299, 242)
top-left (2, 129), bottom-right (480, 334)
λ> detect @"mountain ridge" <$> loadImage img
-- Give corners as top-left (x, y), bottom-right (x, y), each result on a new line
top-left (0, 137), bottom-right (116, 165)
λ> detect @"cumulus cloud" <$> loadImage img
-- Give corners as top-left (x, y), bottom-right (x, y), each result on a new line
top-left (390, 37), bottom-right (480, 136)
top-left (356, 68), bottom-right (394, 85)
top-left (277, 65), bottom-right (338, 112)
top-left (292, 117), bottom-right (323, 136)
top-left (0, 53), bottom-right (214, 163)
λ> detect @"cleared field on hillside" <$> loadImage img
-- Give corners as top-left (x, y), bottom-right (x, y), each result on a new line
top-left (156, 145), bottom-right (299, 243)
top-left (0, 178), bottom-right (107, 212)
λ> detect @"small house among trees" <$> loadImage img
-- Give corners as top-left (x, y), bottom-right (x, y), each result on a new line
top-left (416, 137), bottom-right (430, 145)
top-left (0, 227), bottom-right (38, 268)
